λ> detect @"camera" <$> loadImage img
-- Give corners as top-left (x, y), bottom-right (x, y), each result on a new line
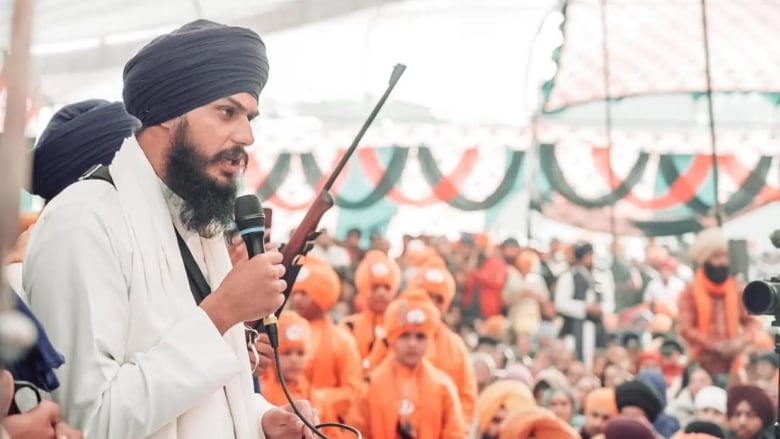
top-left (743, 229), bottom-right (780, 317)
top-left (742, 231), bottom-right (780, 437)
top-left (743, 277), bottom-right (780, 316)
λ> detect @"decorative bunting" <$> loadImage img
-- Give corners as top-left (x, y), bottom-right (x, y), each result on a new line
top-left (539, 143), bottom-right (650, 209)
top-left (242, 144), bottom-right (779, 235)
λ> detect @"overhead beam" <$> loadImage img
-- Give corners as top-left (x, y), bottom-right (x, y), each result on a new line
top-left (34, 0), bottom-right (405, 75)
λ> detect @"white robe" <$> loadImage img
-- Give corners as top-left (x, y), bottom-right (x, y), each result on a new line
top-left (24, 138), bottom-right (274, 439)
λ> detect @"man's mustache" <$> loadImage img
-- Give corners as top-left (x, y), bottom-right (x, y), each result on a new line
top-left (210, 147), bottom-right (248, 169)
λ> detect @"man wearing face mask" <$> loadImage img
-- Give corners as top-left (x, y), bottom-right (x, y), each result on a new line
top-left (678, 228), bottom-right (760, 381)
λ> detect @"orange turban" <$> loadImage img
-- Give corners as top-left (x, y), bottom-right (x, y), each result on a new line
top-left (407, 260), bottom-right (456, 311)
top-left (477, 315), bottom-right (509, 341)
top-left (499, 407), bottom-right (579, 439)
top-left (474, 233), bottom-right (490, 249)
top-left (476, 380), bottom-right (536, 433)
top-left (584, 388), bottom-right (618, 416)
top-left (515, 249), bottom-right (538, 274)
top-left (384, 288), bottom-right (440, 345)
top-left (291, 256), bottom-right (341, 312)
top-left (277, 311), bottom-right (311, 355)
top-left (405, 243), bottom-right (439, 268)
top-left (354, 250), bottom-right (401, 296)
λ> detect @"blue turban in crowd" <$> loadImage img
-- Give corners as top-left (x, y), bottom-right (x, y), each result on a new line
top-left (31, 100), bottom-right (140, 201)
top-left (637, 370), bottom-right (681, 438)
top-left (122, 19), bottom-right (269, 127)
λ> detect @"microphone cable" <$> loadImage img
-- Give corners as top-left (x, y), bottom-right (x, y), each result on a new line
top-left (264, 316), bottom-right (362, 439)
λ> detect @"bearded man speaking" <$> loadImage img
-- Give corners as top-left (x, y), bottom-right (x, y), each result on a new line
top-left (24, 20), bottom-right (317, 439)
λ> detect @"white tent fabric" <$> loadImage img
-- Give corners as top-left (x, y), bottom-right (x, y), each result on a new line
top-left (4, 0), bottom-right (557, 127)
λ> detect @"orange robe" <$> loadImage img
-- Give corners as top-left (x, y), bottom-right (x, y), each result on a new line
top-left (261, 369), bottom-right (310, 406)
top-left (341, 310), bottom-right (384, 362)
top-left (363, 324), bottom-right (477, 425)
top-left (428, 325), bottom-right (477, 426)
top-left (261, 370), bottom-right (342, 439)
top-left (305, 316), bottom-right (364, 419)
top-left (347, 355), bottom-right (466, 439)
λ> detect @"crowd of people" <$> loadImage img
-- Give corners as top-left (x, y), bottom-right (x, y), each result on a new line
top-left (246, 225), bottom-right (779, 439)
top-left (0, 15), bottom-right (778, 439)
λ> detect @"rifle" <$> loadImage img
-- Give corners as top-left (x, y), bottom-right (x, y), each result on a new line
top-left (265, 63), bottom-right (406, 323)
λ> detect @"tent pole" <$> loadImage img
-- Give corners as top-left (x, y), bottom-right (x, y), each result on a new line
top-left (1, 0), bottom-right (34, 306)
top-left (526, 112), bottom-right (540, 243)
top-left (700, 0), bottom-right (722, 226)
top-left (599, 0), bottom-right (617, 241)
top-left (0, 0), bottom-right (37, 379)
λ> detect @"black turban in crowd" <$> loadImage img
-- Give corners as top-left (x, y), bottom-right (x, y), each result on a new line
top-left (684, 421), bottom-right (726, 438)
top-left (727, 385), bottom-right (776, 430)
top-left (123, 19), bottom-right (269, 126)
top-left (573, 241), bottom-right (594, 261)
top-left (604, 416), bottom-right (656, 439)
top-left (31, 100), bottom-right (140, 201)
top-left (615, 380), bottom-right (663, 422)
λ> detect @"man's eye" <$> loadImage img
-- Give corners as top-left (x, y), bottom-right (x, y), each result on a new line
top-left (220, 107), bottom-right (236, 118)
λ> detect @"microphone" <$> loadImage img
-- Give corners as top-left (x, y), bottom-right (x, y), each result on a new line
top-left (234, 194), bottom-right (266, 258)
top-left (233, 195), bottom-right (280, 342)
top-left (770, 229), bottom-right (780, 250)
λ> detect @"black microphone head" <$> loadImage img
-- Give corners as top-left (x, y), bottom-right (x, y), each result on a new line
top-left (770, 229), bottom-right (780, 249)
top-left (234, 194), bottom-right (265, 232)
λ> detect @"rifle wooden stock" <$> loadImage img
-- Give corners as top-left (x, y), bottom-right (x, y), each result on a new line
top-left (276, 190), bottom-right (335, 316)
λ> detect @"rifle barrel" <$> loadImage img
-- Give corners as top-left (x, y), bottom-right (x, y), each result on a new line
top-left (322, 64), bottom-right (406, 191)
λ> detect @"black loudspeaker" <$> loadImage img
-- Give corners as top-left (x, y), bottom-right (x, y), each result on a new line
top-left (729, 239), bottom-right (749, 281)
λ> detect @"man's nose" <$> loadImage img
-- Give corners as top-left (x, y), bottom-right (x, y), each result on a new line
top-left (232, 117), bottom-right (255, 146)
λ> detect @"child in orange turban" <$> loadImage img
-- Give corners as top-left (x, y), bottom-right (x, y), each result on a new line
top-left (346, 290), bottom-right (465, 439)
top-left (290, 256), bottom-right (362, 423)
top-left (261, 311), bottom-right (312, 405)
top-left (260, 311), bottom-right (339, 432)
top-left (341, 250), bottom-right (402, 363)
top-left (406, 260), bottom-right (478, 426)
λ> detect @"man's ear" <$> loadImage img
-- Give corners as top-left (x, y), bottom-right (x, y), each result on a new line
top-left (160, 115), bottom-right (185, 131)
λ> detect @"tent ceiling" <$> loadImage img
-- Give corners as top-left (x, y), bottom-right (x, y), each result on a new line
top-left (1, 0), bottom-right (405, 74)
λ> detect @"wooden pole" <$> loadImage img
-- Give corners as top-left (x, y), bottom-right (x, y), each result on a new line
top-left (700, 0), bottom-right (722, 226)
top-left (0, 0), bottom-right (34, 307)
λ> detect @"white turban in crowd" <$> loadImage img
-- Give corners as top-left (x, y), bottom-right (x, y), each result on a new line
top-left (689, 228), bottom-right (728, 265)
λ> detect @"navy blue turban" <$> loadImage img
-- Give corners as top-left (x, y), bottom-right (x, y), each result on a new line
top-left (31, 100), bottom-right (140, 201)
top-left (123, 19), bottom-right (269, 127)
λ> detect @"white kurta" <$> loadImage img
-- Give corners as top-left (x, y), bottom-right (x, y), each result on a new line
top-left (3, 262), bottom-right (25, 303)
top-left (24, 138), bottom-right (274, 439)
top-left (554, 266), bottom-right (615, 370)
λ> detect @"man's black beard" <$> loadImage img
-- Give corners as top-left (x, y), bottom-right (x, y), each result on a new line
top-left (164, 122), bottom-right (247, 238)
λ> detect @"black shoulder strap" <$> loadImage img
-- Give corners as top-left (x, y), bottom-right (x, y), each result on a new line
top-left (174, 231), bottom-right (211, 305)
top-left (83, 165), bottom-right (212, 305)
